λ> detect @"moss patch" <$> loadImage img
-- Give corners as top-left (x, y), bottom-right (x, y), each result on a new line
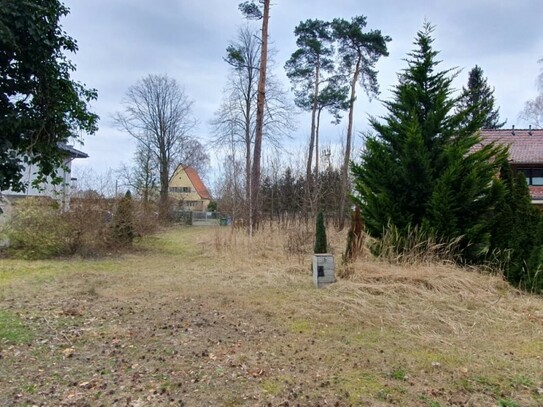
top-left (0, 310), bottom-right (33, 344)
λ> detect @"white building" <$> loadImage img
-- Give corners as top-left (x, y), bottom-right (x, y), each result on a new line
top-left (1, 144), bottom-right (88, 210)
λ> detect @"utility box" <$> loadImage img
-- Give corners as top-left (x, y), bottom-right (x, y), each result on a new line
top-left (312, 254), bottom-right (335, 288)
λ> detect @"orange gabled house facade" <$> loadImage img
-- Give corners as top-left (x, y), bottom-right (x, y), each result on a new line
top-left (479, 128), bottom-right (543, 207)
top-left (168, 165), bottom-right (211, 211)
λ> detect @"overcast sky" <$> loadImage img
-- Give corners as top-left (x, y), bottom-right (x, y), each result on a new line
top-left (62, 0), bottom-right (543, 179)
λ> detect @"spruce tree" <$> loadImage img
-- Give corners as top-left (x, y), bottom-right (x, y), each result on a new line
top-left (457, 65), bottom-right (505, 129)
top-left (314, 211), bottom-right (327, 254)
top-left (351, 23), bottom-right (507, 262)
top-left (111, 190), bottom-right (135, 245)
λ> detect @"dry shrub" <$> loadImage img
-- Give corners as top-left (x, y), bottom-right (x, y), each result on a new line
top-left (132, 203), bottom-right (159, 237)
top-left (63, 196), bottom-right (114, 255)
top-left (284, 227), bottom-right (313, 261)
top-left (65, 197), bottom-right (158, 255)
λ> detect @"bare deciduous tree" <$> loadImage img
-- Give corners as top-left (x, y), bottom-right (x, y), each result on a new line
top-left (211, 24), bottom-right (294, 228)
top-left (239, 0), bottom-right (271, 234)
top-left (214, 153), bottom-right (245, 224)
top-left (117, 140), bottom-right (158, 205)
top-left (115, 74), bottom-right (197, 220)
top-left (71, 167), bottom-right (117, 198)
top-left (178, 139), bottom-right (210, 177)
top-left (520, 58), bottom-right (543, 127)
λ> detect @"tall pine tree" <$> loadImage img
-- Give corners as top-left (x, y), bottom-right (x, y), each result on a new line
top-left (285, 19), bottom-right (338, 207)
top-left (331, 16), bottom-right (390, 229)
top-left (457, 65), bottom-right (505, 129)
top-left (351, 23), bottom-right (508, 261)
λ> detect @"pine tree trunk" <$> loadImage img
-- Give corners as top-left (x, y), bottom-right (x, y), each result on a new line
top-left (306, 59), bottom-right (320, 214)
top-left (245, 128), bottom-right (251, 216)
top-left (244, 66), bottom-right (253, 218)
top-left (339, 57), bottom-right (361, 230)
top-left (314, 107), bottom-right (323, 212)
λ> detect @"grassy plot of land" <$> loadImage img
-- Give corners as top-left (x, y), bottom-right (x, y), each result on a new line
top-left (1, 225), bottom-right (543, 406)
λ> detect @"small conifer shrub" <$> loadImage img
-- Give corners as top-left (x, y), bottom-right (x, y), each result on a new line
top-left (111, 190), bottom-right (134, 245)
top-left (314, 211), bottom-right (327, 254)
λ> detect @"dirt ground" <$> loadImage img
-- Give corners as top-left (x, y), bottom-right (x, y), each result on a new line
top-left (1, 226), bottom-right (543, 406)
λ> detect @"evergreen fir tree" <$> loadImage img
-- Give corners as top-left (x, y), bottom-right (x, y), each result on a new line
top-left (457, 65), bottom-right (506, 129)
top-left (490, 163), bottom-right (543, 291)
top-left (111, 190), bottom-right (135, 245)
top-left (351, 23), bottom-right (507, 261)
top-left (314, 211), bottom-right (327, 254)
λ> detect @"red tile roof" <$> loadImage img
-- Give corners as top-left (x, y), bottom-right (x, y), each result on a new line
top-left (479, 129), bottom-right (543, 202)
top-left (479, 128), bottom-right (543, 164)
top-left (183, 166), bottom-right (211, 200)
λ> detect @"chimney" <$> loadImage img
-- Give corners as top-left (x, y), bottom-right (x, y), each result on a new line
top-left (511, 125), bottom-right (515, 136)
top-left (529, 124), bottom-right (533, 136)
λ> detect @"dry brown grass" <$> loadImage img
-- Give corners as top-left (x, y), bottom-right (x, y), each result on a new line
top-left (1, 224), bottom-right (543, 406)
top-left (206, 224), bottom-right (542, 344)
top-left (204, 224), bottom-right (543, 406)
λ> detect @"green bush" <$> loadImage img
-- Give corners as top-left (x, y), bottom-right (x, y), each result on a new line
top-left (6, 198), bottom-right (69, 259)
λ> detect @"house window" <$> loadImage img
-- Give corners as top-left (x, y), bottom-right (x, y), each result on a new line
top-left (169, 186), bottom-right (192, 193)
top-left (518, 168), bottom-right (543, 186)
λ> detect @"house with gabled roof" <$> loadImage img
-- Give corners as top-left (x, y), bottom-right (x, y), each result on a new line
top-left (479, 127), bottom-right (543, 206)
top-left (168, 165), bottom-right (211, 211)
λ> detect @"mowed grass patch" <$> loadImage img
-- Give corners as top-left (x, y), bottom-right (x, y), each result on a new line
top-left (135, 226), bottom-right (202, 256)
top-left (0, 310), bottom-right (33, 344)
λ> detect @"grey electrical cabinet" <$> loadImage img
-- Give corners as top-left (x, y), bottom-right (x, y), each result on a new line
top-left (312, 254), bottom-right (335, 288)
